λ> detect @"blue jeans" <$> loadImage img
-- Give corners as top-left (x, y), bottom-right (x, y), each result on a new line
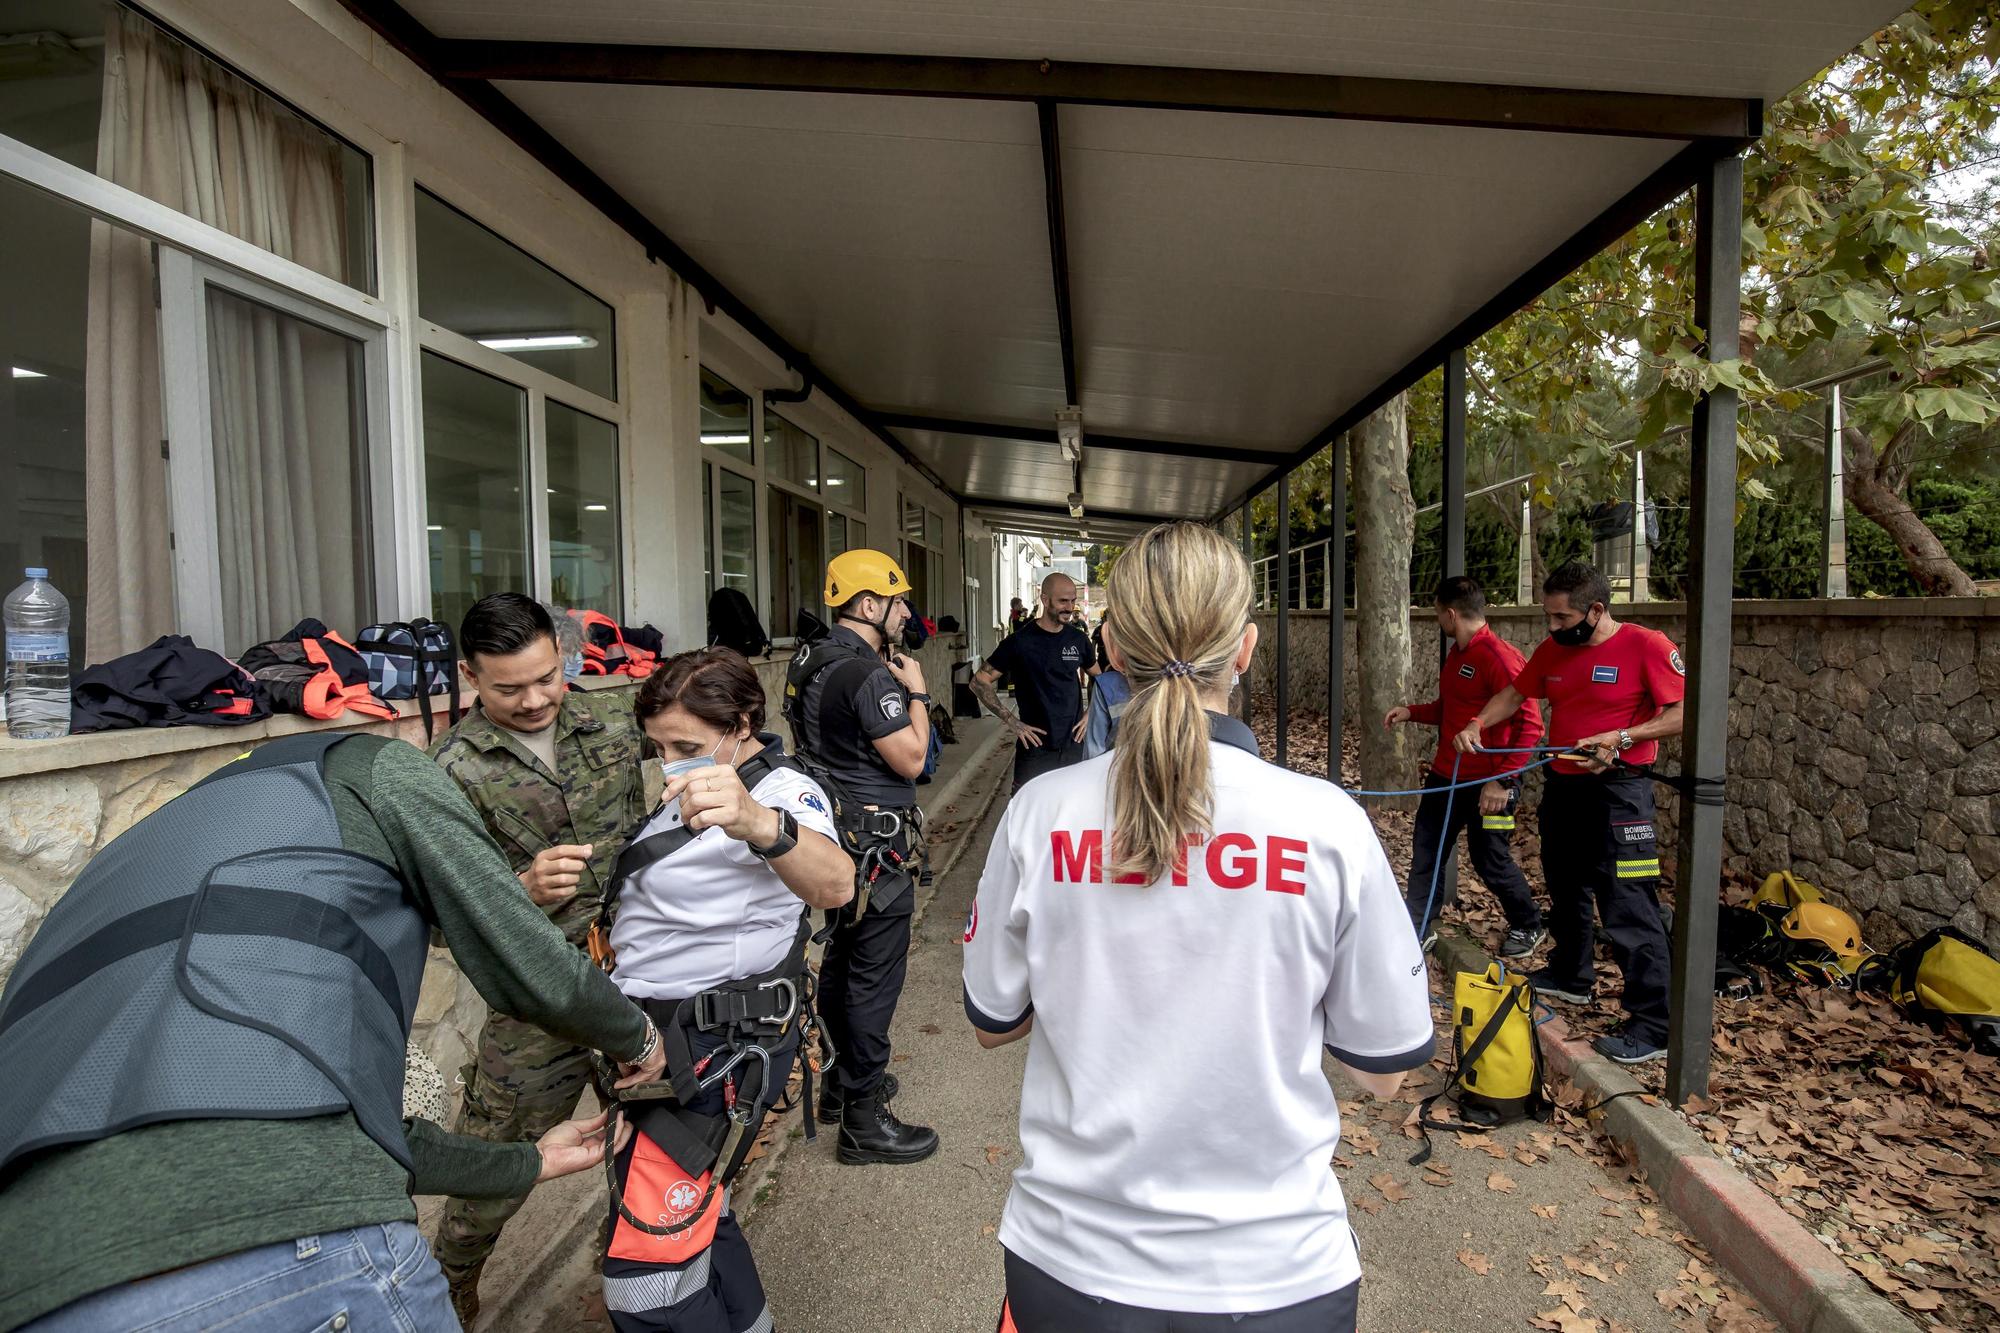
top-left (26, 1223), bottom-right (457, 1333)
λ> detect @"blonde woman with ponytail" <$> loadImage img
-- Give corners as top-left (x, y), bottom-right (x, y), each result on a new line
top-left (963, 522), bottom-right (1435, 1333)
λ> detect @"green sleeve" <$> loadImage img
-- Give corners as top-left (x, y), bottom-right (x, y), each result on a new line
top-left (404, 1117), bottom-right (541, 1199)
top-left (359, 739), bottom-right (650, 1061)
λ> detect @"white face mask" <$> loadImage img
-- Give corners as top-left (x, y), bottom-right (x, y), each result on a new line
top-left (658, 731), bottom-right (746, 826)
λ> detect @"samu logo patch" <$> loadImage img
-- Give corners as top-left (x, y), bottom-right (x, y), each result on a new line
top-left (799, 791), bottom-right (828, 817)
top-left (1591, 665), bottom-right (1620, 684)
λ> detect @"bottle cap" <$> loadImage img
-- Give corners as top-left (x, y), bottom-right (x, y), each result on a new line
top-left (24, 568), bottom-right (47, 579)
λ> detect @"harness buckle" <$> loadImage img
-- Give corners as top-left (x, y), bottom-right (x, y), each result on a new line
top-left (757, 977), bottom-right (800, 1029)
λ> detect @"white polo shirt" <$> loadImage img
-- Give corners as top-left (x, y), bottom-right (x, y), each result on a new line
top-left (611, 755), bottom-right (839, 999)
top-left (962, 714), bottom-right (1434, 1314)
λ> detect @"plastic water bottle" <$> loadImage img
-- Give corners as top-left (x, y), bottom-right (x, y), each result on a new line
top-left (5, 568), bottom-right (72, 739)
top-left (546, 602), bottom-right (586, 681)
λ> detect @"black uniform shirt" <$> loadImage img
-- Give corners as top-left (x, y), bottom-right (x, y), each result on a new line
top-left (801, 625), bottom-right (918, 807)
top-left (985, 620), bottom-right (1091, 742)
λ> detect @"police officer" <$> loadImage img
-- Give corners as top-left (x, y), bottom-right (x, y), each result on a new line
top-left (0, 731), bottom-right (665, 1331)
top-left (971, 572), bottom-right (1092, 793)
top-left (965, 523), bottom-right (1433, 1332)
top-left (429, 593), bottom-right (652, 1319)
top-left (788, 550), bottom-right (939, 1165)
top-left (1384, 576), bottom-right (1546, 955)
top-left (1455, 560), bottom-right (1686, 1066)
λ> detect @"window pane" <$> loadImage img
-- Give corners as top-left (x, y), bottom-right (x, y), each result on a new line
top-left (827, 511), bottom-right (847, 562)
top-left (422, 352), bottom-right (528, 632)
top-left (902, 496), bottom-right (924, 541)
top-left (824, 447), bottom-right (865, 508)
top-left (0, 4), bottom-right (374, 290)
top-left (926, 510), bottom-right (944, 548)
top-left (700, 369), bottom-right (752, 464)
top-left (767, 488), bottom-right (822, 637)
top-left (546, 402), bottom-right (621, 617)
top-left (206, 285), bottom-right (371, 653)
top-left (849, 520), bottom-right (866, 553)
top-left (0, 173), bottom-right (169, 664)
top-left (717, 469), bottom-right (755, 605)
top-left (902, 542), bottom-right (931, 614)
top-left (416, 189), bottom-right (615, 400)
top-left (764, 410), bottom-right (817, 491)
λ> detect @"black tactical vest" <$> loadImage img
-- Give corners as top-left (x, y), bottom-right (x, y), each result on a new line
top-left (0, 733), bottom-right (428, 1173)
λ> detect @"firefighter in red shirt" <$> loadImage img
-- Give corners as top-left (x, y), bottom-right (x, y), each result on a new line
top-left (1385, 577), bottom-right (1546, 957)
top-left (1454, 561), bottom-right (1686, 1066)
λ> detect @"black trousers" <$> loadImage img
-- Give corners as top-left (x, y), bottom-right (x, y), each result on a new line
top-left (1403, 771), bottom-right (1541, 937)
top-left (1012, 735), bottom-right (1084, 794)
top-left (817, 892), bottom-right (914, 1098)
top-left (1000, 1250), bottom-right (1359, 1333)
top-left (1537, 771), bottom-right (1672, 1044)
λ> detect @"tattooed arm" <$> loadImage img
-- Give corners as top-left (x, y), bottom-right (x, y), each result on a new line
top-left (971, 664), bottom-right (1046, 748)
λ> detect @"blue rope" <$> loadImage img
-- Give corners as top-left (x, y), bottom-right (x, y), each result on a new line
top-left (1336, 744), bottom-right (1577, 944)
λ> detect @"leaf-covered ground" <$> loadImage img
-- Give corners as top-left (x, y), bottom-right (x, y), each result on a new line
top-left (1259, 707), bottom-right (2000, 1331)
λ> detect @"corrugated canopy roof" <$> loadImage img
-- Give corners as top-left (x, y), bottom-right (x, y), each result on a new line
top-left (374, 0), bottom-right (1904, 533)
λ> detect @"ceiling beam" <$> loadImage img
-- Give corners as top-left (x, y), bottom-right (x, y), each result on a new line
top-left (873, 411), bottom-right (1276, 465)
top-left (1212, 133), bottom-right (1757, 519)
top-left (434, 41), bottom-right (1760, 142)
top-left (1037, 101), bottom-right (1078, 404)
top-left (334, 0), bottom-right (960, 501)
top-left (970, 499), bottom-right (1180, 525)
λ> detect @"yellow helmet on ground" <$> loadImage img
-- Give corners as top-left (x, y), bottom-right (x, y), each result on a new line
top-left (1781, 901), bottom-right (1864, 960)
top-left (824, 549), bottom-right (909, 606)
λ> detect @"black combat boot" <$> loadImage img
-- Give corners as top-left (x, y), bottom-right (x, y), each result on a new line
top-left (837, 1081), bottom-right (937, 1165)
top-left (816, 1072), bottom-right (899, 1125)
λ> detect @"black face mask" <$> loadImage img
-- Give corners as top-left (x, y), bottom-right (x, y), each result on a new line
top-left (1550, 611), bottom-right (1599, 647)
top-left (901, 612), bottom-right (930, 651)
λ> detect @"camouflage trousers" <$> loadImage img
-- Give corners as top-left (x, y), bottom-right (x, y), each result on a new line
top-left (432, 1011), bottom-right (596, 1281)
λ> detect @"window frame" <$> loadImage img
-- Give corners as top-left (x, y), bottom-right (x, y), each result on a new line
top-left (156, 250), bottom-right (395, 650)
top-left (410, 180), bottom-right (630, 620)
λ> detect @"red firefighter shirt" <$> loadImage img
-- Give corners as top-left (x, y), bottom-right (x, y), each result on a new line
top-left (1406, 625), bottom-right (1544, 781)
top-left (1511, 623), bottom-right (1686, 775)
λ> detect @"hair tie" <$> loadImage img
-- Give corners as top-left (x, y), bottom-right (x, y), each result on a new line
top-left (1160, 659), bottom-right (1196, 679)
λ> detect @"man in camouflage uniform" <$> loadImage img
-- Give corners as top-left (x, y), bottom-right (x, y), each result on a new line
top-left (428, 593), bottom-right (651, 1323)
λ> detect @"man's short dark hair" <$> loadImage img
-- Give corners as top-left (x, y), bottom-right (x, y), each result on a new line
top-left (1543, 561), bottom-right (1611, 613)
top-left (460, 592), bottom-right (557, 662)
top-left (1433, 576), bottom-right (1486, 616)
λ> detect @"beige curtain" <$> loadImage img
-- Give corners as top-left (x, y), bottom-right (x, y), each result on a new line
top-left (86, 6), bottom-right (354, 658)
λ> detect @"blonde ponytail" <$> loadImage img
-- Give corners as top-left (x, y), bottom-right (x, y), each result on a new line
top-left (1103, 522), bottom-right (1253, 884)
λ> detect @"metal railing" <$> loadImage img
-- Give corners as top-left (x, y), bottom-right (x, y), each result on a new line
top-left (1247, 321), bottom-right (2000, 611)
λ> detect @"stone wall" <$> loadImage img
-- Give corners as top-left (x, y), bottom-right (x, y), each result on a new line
top-left (1251, 600), bottom-right (2000, 952)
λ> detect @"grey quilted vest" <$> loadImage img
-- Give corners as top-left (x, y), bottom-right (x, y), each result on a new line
top-left (0, 733), bottom-right (428, 1174)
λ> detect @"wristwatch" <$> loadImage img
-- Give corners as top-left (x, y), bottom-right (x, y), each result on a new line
top-left (748, 807), bottom-right (799, 861)
top-left (908, 692), bottom-right (932, 707)
top-left (1616, 729), bottom-right (1634, 752)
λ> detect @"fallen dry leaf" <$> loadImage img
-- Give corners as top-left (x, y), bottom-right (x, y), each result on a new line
top-left (1487, 1171), bottom-right (1517, 1193)
top-left (1456, 1249), bottom-right (1493, 1276)
top-left (1532, 1203), bottom-right (1560, 1219)
top-left (1368, 1172), bottom-right (1410, 1203)
top-left (984, 1144), bottom-right (1004, 1166)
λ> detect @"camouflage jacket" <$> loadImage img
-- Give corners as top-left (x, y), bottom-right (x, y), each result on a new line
top-left (430, 687), bottom-right (649, 945)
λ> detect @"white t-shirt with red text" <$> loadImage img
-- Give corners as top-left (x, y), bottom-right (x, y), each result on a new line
top-left (961, 714), bottom-right (1434, 1314)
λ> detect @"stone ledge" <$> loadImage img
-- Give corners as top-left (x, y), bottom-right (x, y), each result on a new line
top-left (0, 676), bottom-right (640, 782)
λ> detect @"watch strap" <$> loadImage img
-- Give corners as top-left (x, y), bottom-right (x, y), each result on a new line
top-left (748, 807), bottom-right (798, 860)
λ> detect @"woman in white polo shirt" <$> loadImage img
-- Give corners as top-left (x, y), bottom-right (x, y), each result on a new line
top-left (603, 648), bottom-right (852, 1333)
top-left (964, 521), bottom-right (1436, 1333)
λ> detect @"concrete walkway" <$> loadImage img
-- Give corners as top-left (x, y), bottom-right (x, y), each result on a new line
top-left (530, 751), bottom-right (1772, 1331)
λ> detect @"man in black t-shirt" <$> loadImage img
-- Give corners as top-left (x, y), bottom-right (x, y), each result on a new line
top-left (972, 572), bottom-right (1093, 793)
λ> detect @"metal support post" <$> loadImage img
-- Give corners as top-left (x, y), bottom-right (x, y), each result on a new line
top-left (1438, 349), bottom-right (1469, 901)
top-left (1276, 472), bottom-right (1292, 766)
top-left (1516, 487), bottom-right (1534, 605)
top-left (1239, 504), bottom-right (1255, 721)
top-left (1667, 152), bottom-right (1742, 1106)
top-left (1821, 386), bottom-right (1848, 599)
top-left (1632, 448), bottom-right (1651, 602)
top-left (1327, 438), bottom-right (1347, 781)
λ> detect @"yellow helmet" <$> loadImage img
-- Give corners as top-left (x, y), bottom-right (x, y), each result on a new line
top-left (1780, 901), bottom-right (1863, 960)
top-left (824, 549), bottom-right (909, 606)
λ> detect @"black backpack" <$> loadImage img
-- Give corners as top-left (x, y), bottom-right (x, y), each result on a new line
top-left (354, 617), bottom-right (462, 741)
top-left (707, 587), bottom-right (772, 658)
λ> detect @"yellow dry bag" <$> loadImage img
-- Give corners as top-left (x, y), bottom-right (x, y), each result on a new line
top-left (1888, 927), bottom-right (2000, 1055)
top-left (1411, 963), bottom-right (1546, 1164)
